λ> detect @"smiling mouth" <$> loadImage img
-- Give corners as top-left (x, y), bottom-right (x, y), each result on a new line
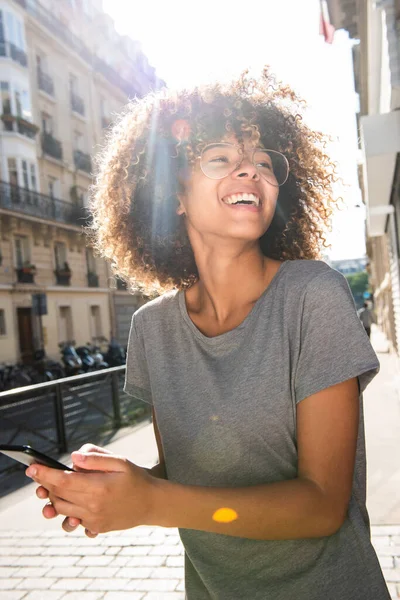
top-left (222, 192), bottom-right (261, 207)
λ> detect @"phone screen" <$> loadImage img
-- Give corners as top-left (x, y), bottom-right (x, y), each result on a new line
top-left (0, 445), bottom-right (73, 471)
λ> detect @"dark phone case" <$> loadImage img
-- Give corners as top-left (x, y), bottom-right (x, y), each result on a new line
top-left (0, 445), bottom-right (73, 471)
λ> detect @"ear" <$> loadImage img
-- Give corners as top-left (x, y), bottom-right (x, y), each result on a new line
top-left (176, 194), bottom-right (186, 216)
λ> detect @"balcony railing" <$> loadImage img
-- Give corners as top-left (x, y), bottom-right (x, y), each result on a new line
top-left (0, 40), bottom-right (28, 67)
top-left (87, 272), bottom-right (99, 287)
top-left (16, 267), bottom-right (36, 284)
top-left (0, 180), bottom-right (91, 228)
top-left (74, 150), bottom-right (91, 173)
top-left (70, 92), bottom-right (85, 116)
top-left (13, 0), bottom-right (148, 97)
top-left (55, 270), bottom-right (71, 286)
top-left (41, 132), bottom-right (63, 160)
top-left (1, 114), bottom-right (39, 139)
top-left (37, 68), bottom-right (54, 96)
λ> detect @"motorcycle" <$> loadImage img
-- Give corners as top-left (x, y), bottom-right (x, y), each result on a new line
top-left (59, 341), bottom-right (83, 376)
top-left (86, 342), bottom-right (109, 370)
top-left (103, 338), bottom-right (126, 367)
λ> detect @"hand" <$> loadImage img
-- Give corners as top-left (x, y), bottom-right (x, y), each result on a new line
top-left (35, 444), bottom-right (111, 536)
top-left (28, 445), bottom-right (157, 535)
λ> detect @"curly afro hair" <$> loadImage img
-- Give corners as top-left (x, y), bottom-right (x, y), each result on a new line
top-left (89, 67), bottom-right (338, 297)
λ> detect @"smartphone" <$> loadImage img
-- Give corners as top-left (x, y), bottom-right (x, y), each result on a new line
top-left (0, 445), bottom-right (73, 471)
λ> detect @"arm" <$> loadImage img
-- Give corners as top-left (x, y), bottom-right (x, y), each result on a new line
top-left (146, 407), bottom-right (167, 480)
top-left (150, 377), bottom-right (359, 540)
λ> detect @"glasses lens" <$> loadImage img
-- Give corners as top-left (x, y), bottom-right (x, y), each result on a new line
top-left (200, 144), bottom-right (241, 180)
top-left (253, 149), bottom-right (289, 186)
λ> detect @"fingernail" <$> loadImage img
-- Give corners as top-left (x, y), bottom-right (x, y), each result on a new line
top-left (73, 452), bottom-right (86, 461)
top-left (26, 467), bottom-right (37, 478)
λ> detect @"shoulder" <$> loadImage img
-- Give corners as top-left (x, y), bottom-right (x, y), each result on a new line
top-left (132, 289), bottom-right (179, 329)
top-left (284, 259), bottom-right (346, 290)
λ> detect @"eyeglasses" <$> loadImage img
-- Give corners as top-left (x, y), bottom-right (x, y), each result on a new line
top-left (199, 143), bottom-right (289, 187)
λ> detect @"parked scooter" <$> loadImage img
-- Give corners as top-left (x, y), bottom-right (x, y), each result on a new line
top-left (86, 342), bottom-right (109, 370)
top-left (75, 345), bottom-right (97, 372)
top-left (103, 338), bottom-right (126, 367)
top-left (59, 341), bottom-right (83, 376)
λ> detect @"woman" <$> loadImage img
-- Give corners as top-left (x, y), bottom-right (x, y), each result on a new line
top-left (28, 68), bottom-right (390, 599)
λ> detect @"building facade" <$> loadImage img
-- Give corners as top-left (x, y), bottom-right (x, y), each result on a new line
top-left (0, 0), bottom-right (162, 364)
top-left (327, 0), bottom-right (400, 353)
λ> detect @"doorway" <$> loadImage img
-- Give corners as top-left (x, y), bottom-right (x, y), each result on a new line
top-left (17, 307), bottom-right (34, 363)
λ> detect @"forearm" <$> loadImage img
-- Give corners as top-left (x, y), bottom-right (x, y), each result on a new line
top-left (151, 477), bottom-right (343, 540)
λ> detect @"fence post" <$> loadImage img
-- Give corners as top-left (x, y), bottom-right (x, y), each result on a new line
top-left (111, 371), bottom-right (121, 429)
top-left (54, 382), bottom-right (68, 453)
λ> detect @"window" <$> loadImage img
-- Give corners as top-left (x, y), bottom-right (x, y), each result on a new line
top-left (14, 86), bottom-right (32, 121)
top-left (90, 305), bottom-right (102, 340)
top-left (59, 306), bottom-right (73, 343)
top-left (22, 160), bottom-right (29, 189)
top-left (30, 164), bottom-right (37, 191)
top-left (48, 177), bottom-right (60, 199)
top-left (5, 11), bottom-right (25, 50)
top-left (69, 73), bottom-right (78, 95)
top-left (86, 247), bottom-right (97, 273)
top-left (73, 130), bottom-right (84, 151)
top-left (0, 82), bottom-right (11, 114)
top-left (7, 157), bottom-right (18, 186)
top-left (0, 310), bottom-right (5, 336)
top-left (14, 235), bottom-right (30, 268)
top-left (41, 112), bottom-right (53, 134)
top-left (54, 242), bottom-right (67, 270)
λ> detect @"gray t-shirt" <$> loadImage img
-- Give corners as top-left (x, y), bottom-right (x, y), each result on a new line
top-left (124, 259), bottom-right (390, 600)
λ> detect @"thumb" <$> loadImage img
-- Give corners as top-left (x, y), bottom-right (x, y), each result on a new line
top-left (71, 451), bottom-right (128, 472)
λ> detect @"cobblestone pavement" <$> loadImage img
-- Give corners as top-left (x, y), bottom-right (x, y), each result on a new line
top-left (0, 525), bottom-right (399, 599)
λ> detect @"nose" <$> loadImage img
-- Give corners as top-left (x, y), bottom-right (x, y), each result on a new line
top-left (232, 155), bottom-right (260, 180)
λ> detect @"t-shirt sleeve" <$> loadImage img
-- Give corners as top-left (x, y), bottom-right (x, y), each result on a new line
top-left (123, 313), bottom-right (153, 405)
top-left (294, 268), bottom-right (380, 404)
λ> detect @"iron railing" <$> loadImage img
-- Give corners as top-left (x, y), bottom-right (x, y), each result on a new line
top-left (0, 181), bottom-right (90, 228)
top-left (74, 150), bottom-right (91, 173)
top-left (0, 366), bottom-right (151, 497)
top-left (70, 92), bottom-right (85, 116)
top-left (0, 40), bottom-right (28, 67)
top-left (41, 132), bottom-right (63, 160)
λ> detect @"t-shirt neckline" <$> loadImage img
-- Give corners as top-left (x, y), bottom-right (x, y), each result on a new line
top-left (178, 260), bottom-right (289, 345)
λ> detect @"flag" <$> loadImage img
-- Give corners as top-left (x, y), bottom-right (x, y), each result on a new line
top-left (320, 0), bottom-right (335, 44)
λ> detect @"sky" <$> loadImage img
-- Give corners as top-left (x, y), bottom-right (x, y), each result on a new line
top-left (103, 0), bottom-right (366, 260)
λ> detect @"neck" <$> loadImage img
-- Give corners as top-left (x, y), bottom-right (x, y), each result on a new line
top-left (187, 236), bottom-right (277, 324)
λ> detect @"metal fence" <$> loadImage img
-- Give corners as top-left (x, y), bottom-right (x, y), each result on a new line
top-left (0, 366), bottom-right (151, 497)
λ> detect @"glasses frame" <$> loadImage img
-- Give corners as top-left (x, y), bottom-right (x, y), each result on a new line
top-left (199, 142), bottom-right (289, 187)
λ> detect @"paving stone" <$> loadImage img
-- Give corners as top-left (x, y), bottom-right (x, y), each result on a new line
top-left (383, 569), bottom-right (400, 583)
top-left (51, 578), bottom-right (94, 590)
top-left (108, 557), bottom-right (131, 568)
top-left (372, 526), bottom-right (400, 536)
top-left (119, 546), bottom-right (152, 556)
top-left (0, 591), bottom-right (26, 599)
top-left (86, 579), bottom-right (128, 591)
top-left (166, 556), bottom-right (185, 568)
top-left (81, 567), bottom-right (120, 578)
top-left (61, 592), bottom-right (105, 600)
top-left (77, 555), bottom-right (115, 566)
top-left (47, 567), bottom-right (85, 578)
top-left (0, 567), bottom-right (21, 577)
top-left (128, 579), bottom-right (179, 592)
top-left (150, 567), bottom-right (184, 580)
top-left (103, 592), bottom-right (144, 599)
top-left (126, 556), bottom-right (166, 568)
top-left (104, 547), bottom-right (120, 555)
top-left (142, 593), bottom-right (185, 600)
top-left (38, 557), bottom-right (79, 568)
top-left (113, 567), bottom-right (152, 579)
top-left (16, 577), bottom-right (57, 590)
top-left (14, 567), bottom-right (50, 578)
top-left (149, 545), bottom-right (183, 556)
top-left (379, 555), bottom-right (395, 569)
top-left (0, 556), bottom-right (17, 566)
top-left (0, 579), bottom-right (23, 590)
top-left (23, 592), bottom-right (65, 600)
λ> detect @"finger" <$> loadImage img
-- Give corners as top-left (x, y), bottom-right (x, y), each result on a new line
top-left (26, 465), bottom-right (92, 496)
top-left (62, 516), bottom-right (81, 533)
top-left (77, 444), bottom-right (113, 455)
top-left (42, 502), bottom-right (58, 519)
top-left (71, 452), bottom-right (127, 473)
top-left (50, 496), bottom-right (84, 521)
top-left (36, 486), bottom-right (49, 500)
top-left (85, 528), bottom-right (99, 538)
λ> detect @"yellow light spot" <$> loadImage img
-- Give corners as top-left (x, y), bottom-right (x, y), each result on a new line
top-left (210, 415), bottom-right (219, 421)
top-left (212, 507), bottom-right (238, 523)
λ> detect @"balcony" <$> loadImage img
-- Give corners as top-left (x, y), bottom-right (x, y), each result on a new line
top-left (37, 68), bottom-right (54, 96)
top-left (74, 150), bottom-right (92, 174)
top-left (87, 272), bottom-right (99, 287)
top-left (70, 92), bottom-right (85, 116)
top-left (55, 268), bottom-right (71, 286)
top-left (1, 114), bottom-right (39, 139)
top-left (16, 266), bottom-right (36, 284)
top-left (116, 278), bottom-right (127, 291)
top-left (0, 180), bottom-right (91, 228)
top-left (0, 40), bottom-right (28, 67)
top-left (42, 132), bottom-right (63, 160)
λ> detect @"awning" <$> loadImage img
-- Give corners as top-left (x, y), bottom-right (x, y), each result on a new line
top-left (360, 111), bottom-right (400, 236)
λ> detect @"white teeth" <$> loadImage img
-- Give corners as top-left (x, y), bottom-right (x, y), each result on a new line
top-left (222, 193), bottom-right (260, 206)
